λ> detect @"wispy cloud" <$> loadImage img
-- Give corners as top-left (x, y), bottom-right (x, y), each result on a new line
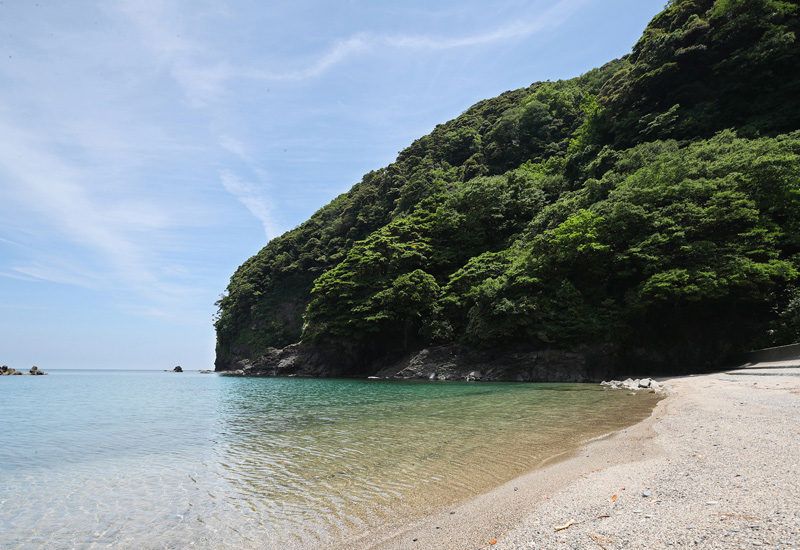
top-left (384, 0), bottom-right (588, 50)
top-left (219, 170), bottom-right (278, 239)
top-left (0, 115), bottom-right (177, 299)
top-left (116, 0), bottom-right (588, 92)
top-left (103, 0), bottom-right (588, 242)
top-left (218, 135), bottom-right (278, 239)
top-left (229, 0), bottom-right (588, 82)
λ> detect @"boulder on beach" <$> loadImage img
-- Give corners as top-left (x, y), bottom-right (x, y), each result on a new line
top-left (601, 377), bottom-right (661, 392)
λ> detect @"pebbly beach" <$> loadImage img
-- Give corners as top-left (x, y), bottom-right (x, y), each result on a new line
top-left (361, 363), bottom-right (800, 549)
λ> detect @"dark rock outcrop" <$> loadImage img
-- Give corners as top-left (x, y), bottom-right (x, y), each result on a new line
top-left (215, 342), bottom-right (625, 382)
top-left (1, 365), bottom-right (47, 376)
top-left (216, 343), bottom-right (361, 377)
top-left (374, 343), bottom-right (621, 382)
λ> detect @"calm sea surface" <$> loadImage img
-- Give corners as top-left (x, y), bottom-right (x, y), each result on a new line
top-left (0, 370), bottom-right (660, 549)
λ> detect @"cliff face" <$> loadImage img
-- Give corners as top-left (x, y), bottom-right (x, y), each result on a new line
top-left (215, 0), bottom-right (800, 379)
top-left (216, 344), bottom-right (360, 378)
top-left (216, 336), bottom-right (735, 382)
top-left (217, 342), bottom-right (620, 382)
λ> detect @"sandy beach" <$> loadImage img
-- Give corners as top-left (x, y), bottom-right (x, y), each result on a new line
top-left (364, 363), bottom-right (800, 549)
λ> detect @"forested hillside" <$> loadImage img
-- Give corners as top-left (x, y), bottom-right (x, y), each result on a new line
top-left (215, 0), bottom-right (800, 376)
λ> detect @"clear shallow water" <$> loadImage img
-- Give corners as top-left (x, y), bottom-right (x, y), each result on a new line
top-left (0, 370), bottom-right (660, 549)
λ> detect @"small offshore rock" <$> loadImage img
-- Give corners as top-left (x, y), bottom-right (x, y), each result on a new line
top-left (172, 366), bottom-right (183, 373)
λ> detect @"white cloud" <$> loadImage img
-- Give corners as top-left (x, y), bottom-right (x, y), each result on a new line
top-left (219, 170), bottom-right (278, 239)
top-left (0, 117), bottom-right (181, 299)
top-left (219, 135), bottom-right (250, 162)
top-left (112, 0), bottom-right (588, 98)
top-left (222, 0), bottom-right (587, 83)
top-left (385, 0), bottom-right (587, 50)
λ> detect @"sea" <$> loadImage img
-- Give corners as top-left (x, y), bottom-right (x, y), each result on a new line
top-left (0, 369), bottom-right (660, 549)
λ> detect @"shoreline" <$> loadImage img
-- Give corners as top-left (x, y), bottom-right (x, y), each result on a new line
top-left (359, 366), bottom-right (800, 549)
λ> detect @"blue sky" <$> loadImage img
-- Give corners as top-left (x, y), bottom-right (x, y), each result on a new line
top-left (0, 0), bottom-right (667, 370)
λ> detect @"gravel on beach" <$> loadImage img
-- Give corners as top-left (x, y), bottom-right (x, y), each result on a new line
top-left (367, 368), bottom-right (800, 549)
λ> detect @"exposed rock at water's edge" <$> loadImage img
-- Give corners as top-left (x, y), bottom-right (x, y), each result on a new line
top-left (373, 343), bottom-right (622, 382)
top-left (216, 343), bottom-right (360, 378)
top-left (215, 342), bottom-right (638, 382)
top-left (216, 330), bottom-right (737, 382)
top-left (1, 365), bottom-right (47, 376)
top-left (601, 377), bottom-right (663, 392)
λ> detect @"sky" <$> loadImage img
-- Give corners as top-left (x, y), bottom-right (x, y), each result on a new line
top-left (0, 0), bottom-right (668, 370)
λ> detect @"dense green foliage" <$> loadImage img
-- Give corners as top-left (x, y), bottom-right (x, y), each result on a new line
top-left (216, 0), bottom-right (800, 371)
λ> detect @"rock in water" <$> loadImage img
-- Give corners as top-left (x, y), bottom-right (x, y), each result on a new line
top-left (172, 366), bottom-right (183, 372)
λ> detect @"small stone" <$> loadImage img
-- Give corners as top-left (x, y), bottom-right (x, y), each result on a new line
top-left (642, 490), bottom-right (652, 498)
top-left (706, 501), bottom-right (719, 505)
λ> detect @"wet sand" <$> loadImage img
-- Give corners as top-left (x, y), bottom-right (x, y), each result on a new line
top-left (360, 364), bottom-right (800, 549)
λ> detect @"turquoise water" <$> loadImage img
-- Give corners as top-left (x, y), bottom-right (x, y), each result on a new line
top-left (0, 370), bottom-right (659, 549)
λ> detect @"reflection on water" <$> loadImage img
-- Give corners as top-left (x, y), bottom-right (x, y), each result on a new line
top-left (0, 371), bottom-right (660, 549)
top-left (212, 378), bottom-right (660, 547)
